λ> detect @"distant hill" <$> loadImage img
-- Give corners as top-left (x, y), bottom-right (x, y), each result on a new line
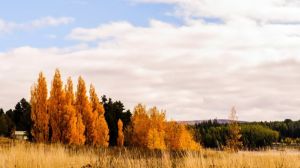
top-left (176, 119), bottom-right (248, 125)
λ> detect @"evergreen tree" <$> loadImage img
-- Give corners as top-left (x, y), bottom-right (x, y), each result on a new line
top-left (102, 95), bottom-right (131, 146)
top-left (12, 98), bottom-right (32, 139)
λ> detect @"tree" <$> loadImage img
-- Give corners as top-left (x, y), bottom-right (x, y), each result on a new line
top-left (165, 121), bottom-right (200, 150)
top-left (48, 69), bottom-right (65, 142)
top-left (131, 104), bottom-right (150, 148)
top-left (62, 77), bottom-right (85, 145)
top-left (30, 72), bottom-right (49, 142)
top-left (241, 124), bottom-right (279, 149)
top-left (102, 95), bottom-right (132, 146)
top-left (0, 109), bottom-right (10, 136)
top-left (3, 109), bottom-right (15, 137)
top-left (11, 99), bottom-right (32, 140)
top-left (117, 119), bottom-right (124, 147)
top-left (147, 107), bottom-right (166, 150)
top-left (75, 76), bottom-right (96, 145)
top-left (130, 104), bottom-right (199, 150)
top-left (225, 107), bottom-right (243, 152)
top-left (89, 85), bottom-right (109, 147)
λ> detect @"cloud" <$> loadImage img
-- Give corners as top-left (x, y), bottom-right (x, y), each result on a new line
top-left (133, 0), bottom-right (300, 24)
top-left (1, 1), bottom-right (300, 121)
top-left (29, 17), bottom-right (74, 28)
top-left (2, 18), bottom-right (300, 121)
top-left (0, 16), bottom-right (74, 33)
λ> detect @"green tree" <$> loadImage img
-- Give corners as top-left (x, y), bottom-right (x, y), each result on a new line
top-left (102, 95), bottom-right (131, 146)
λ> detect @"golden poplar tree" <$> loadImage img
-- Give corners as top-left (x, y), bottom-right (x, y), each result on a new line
top-left (62, 77), bottom-right (85, 145)
top-left (117, 119), bottom-right (124, 147)
top-left (75, 76), bottom-right (96, 145)
top-left (48, 69), bottom-right (65, 142)
top-left (147, 107), bottom-right (166, 150)
top-left (131, 104), bottom-right (150, 147)
top-left (131, 104), bottom-right (167, 150)
top-left (89, 84), bottom-right (109, 147)
top-left (30, 72), bottom-right (49, 142)
top-left (165, 121), bottom-right (200, 150)
top-left (225, 107), bottom-right (243, 152)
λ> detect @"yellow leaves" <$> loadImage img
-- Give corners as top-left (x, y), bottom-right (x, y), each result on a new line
top-left (63, 78), bottom-right (85, 145)
top-left (131, 104), bottom-right (150, 147)
top-left (29, 70), bottom-right (200, 151)
top-left (131, 104), bottom-right (199, 151)
top-left (30, 70), bottom-right (108, 147)
top-left (165, 121), bottom-right (200, 151)
top-left (48, 69), bottom-right (65, 142)
top-left (89, 84), bottom-right (109, 147)
top-left (30, 72), bottom-right (49, 143)
top-left (117, 119), bottom-right (124, 147)
top-left (147, 128), bottom-right (166, 150)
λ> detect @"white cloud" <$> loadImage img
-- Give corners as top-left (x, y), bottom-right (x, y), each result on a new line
top-left (29, 17), bottom-right (74, 28)
top-left (0, 16), bottom-right (74, 33)
top-left (1, 1), bottom-right (300, 121)
top-left (133, 0), bottom-right (300, 24)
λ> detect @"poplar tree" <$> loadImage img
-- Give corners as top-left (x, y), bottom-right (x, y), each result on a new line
top-left (30, 72), bottom-right (49, 142)
top-left (117, 119), bottom-right (124, 147)
top-left (225, 106), bottom-right (243, 152)
top-left (147, 107), bottom-right (166, 150)
top-left (165, 121), bottom-right (200, 150)
top-left (62, 77), bottom-right (85, 145)
top-left (131, 104), bottom-right (150, 147)
top-left (75, 76), bottom-right (95, 145)
top-left (89, 85), bottom-right (109, 147)
top-left (48, 69), bottom-right (65, 142)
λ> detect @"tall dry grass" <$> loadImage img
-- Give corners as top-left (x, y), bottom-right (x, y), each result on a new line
top-left (0, 139), bottom-right (299, 168)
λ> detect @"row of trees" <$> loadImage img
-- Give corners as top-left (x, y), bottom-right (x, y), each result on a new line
top-left (193, 108), bottom-right (282, 150)
top-left (2, 69), bottom-right (198, 150)
top-left (30, 70), bottom-right (111, 146)
top-left (1, 69), bottom-right (299, 151)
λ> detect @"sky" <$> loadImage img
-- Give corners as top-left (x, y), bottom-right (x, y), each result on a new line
top-left (0, 0), bottom-right (300, 121)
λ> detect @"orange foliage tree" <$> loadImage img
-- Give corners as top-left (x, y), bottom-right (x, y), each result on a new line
top-left (131, 104), bottom-right (150, 148)
top-left (117, 119), bottom-right (124, 147)
top-left (48, 69), bottom-right (65, 142)
top-left (147, 107), bottom-right (166, 150)
top-left (89, 85), bottom-right (109, 147)
top-left (30, 72), bottom-right (49, 142)
top-left (62, 77), bottom-right (85, 145)
top-left (131, 103), bottom-right (200, 150)
top-left (165, 121), bottom-right (200, 150)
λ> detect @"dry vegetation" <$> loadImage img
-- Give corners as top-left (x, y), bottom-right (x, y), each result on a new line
top-left (0, 138), bottom-right (299, 168)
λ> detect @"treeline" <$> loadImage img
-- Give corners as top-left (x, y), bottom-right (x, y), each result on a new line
top-left (0, 99), bottom-right (31, 138)
top-left (193, 119), bottom-right (300, 150)
top-left (0, 70), bottom-right (199, 150)
top-left (1, 69), bottom-right (299, 151)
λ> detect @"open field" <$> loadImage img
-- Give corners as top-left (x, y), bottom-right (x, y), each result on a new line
top-left (0, 138), bottom-right (299, 168)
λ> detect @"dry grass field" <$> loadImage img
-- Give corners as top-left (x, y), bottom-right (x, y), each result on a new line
top-left (0, 138), bottom-right (299, 168)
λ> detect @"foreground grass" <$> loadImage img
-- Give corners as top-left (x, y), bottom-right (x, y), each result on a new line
top-left (0, 139), bottom-right (299, 168)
